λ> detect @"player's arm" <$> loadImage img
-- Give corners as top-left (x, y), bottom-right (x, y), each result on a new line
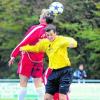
top-left (64, 37), bottom-right (77, 48)
top-left (8, 57), bottom-right (15, 67)
top-left (10, 26), bottom-right (43, 58)
top-left (20, 39), bottom-right (46, 53)
top-left (83, 71), bottom-right (87, 78)
top-left (68, 38), bottom-right (77, 48)
top-left (8, 26), bottom-right (43, 67)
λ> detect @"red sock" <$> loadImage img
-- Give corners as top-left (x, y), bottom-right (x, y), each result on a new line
top-left (53, 93), bottom-right (59, 100)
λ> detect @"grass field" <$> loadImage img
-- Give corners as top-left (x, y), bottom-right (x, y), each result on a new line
top-left (0, 81), bottom-right (100, 100)
top-left (70, 83), bottom-right (100, 100)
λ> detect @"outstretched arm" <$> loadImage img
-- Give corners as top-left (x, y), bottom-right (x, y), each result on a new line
top-left (69, 38), bottom-right (77, 48)
top-left (8, 57), bottom-right (15, 67)
top-left (64, 37), bottom-right (77, 48)
top-left (10, 25), bottom-right (43, 58)
top-left (20, 45), bottom-right (40, 52)
top-left (20, 40), bottom-right (46, 53)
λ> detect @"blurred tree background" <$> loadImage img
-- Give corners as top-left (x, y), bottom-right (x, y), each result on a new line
top-left (0, 0), bottom-right (100, 79)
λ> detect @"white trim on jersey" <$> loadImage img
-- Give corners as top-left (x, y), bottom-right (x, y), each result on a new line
top-left (11, 25), bottom-right (43, 58)
top-left (44, 68), bottom-right (49, 85)
top-left (19, 52), bottom-right (24, 73)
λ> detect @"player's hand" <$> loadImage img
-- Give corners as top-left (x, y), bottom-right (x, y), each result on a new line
top-left (8, 57), bottom-right (15, 67)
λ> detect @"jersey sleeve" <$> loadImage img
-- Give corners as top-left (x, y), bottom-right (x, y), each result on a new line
top-left (63, 37), bottom-right (77, 48)
top-left (10, 25), bottom-right (43, 58)
top-left (20, 39), bottom-right (47, 53)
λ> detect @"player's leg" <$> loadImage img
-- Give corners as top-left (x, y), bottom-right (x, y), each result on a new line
top-left (59, 93), bottom-right (67, 100)
top-left (17, 59), bottom-right (32, 100)
top-left (56, 92), bottom-right (69, 100)
top-left (53, 93), bottom-right (69, 100)
top-left (66, 93), bottom-right (69, 100)
top-left (44, 93), bottom-right (53, 100)
top-left (59, 67), bottom-right (73, 100)
top-left (32, 62), bottom-right (45, 100)
top-left (34, 78), bottom-right (45, 100)
top-left (44, 68), bottom-right (60, 100)
top-left (18, 74), bottom-right (28, 100)
top-left (45, 69), bottom-right (60, 100)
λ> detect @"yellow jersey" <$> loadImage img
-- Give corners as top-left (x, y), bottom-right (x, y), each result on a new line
top-left (21, 36), bottom-right (77, 69)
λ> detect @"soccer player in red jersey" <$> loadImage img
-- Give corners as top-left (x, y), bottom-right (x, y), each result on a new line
top-left (8, 9), bottom-right (53, 100)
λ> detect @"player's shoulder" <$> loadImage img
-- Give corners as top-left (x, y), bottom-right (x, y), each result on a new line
top-left (58, 35), bottom-right (75, 42)
top-left (30, 25), bottom-right (37, 28)
top-left (57, 35), bottom-right (68, 40)
top-left (56, 36), bottom-right (66, 42)
top-left (62, 36), bottom-right (74, 40)
top-left (29, 23), bottom-right (45, 28)
top-left (38, 38), bottom-right (50, 47)
top-left (31, 24), bottom-right (44, 29)
top-left (37, 24), bottom-right (46, 28)
top-left (57, 35), bottom-right (64, 38)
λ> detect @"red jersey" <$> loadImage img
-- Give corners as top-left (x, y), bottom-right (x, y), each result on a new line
top-left (11, 23), bottom-right (47, 62)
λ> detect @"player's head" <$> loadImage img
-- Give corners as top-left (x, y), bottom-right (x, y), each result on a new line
top-left (39, 9), bottom-right (54, 24)
top-left (79, 64), bottom-right (84, 70)
top-left (45, 24), bottom-right (56, 41)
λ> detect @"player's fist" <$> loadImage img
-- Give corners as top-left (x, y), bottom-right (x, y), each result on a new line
top-left (8, 57), bottom-right (15, 67)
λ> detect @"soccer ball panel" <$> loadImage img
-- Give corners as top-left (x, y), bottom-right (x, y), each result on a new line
top-left (48, 2), bottom-right (64, 16)
top-left (58, 7), bottom-right (63, 14)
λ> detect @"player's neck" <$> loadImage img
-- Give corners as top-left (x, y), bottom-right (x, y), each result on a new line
top-left (40, 22), bottom-right (47, 26)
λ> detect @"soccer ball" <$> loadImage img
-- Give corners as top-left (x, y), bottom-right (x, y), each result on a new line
top-left (48, 2), bottom-right (64, 16)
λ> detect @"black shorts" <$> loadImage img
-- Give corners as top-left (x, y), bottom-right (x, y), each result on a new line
top-left (45, 66), bottom-right (73, 95)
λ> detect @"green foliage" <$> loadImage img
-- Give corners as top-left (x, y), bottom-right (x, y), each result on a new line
top-left (58, 22), bottom-right (79, 31)
top-left (0, 0), bottom-right (100, 79)
top-left (95, 2), bottom-right (100, 9)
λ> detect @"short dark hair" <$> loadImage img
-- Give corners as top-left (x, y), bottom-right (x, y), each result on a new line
top-left (45, 24), bottom-right (56, 32)
top-left (45, 15), bottom-right (54, 24)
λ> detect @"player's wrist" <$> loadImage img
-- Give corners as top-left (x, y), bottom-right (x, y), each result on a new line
top-left (10, 57), bottom-right (15, 60)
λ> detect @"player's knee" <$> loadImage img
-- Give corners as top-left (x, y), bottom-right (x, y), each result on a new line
top-left (59, 93), bottom-right (66, 100)
top-left (19, 75), bottom-right (28, 87)
top-left (44, 96), bottom-right (51, 100)
top-left (20, 79), bottom-right (28, 87)
top-left (20, 81), bottom-right (27, 87)
top-left (44, 93), bottom-right (53, 100)
top-left (34, 78), bottom-right (43, 88)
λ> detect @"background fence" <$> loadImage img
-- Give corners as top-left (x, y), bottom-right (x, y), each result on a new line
top-left (0, 79), bottom-right (100, 100)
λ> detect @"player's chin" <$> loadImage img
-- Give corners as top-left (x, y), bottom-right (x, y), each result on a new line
top-left (48, 38), bottom-right (54, 41)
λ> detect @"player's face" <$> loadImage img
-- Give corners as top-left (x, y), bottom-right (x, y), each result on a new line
top-left (45, 30), bottom-right (56, 41)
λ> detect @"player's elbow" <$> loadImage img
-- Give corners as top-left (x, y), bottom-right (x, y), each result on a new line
top-left (69, 42), bottom-right (77, 48)
top-left (74, 41), bottom-right (77, 48)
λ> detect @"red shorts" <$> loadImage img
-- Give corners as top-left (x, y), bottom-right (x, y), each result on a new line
top-left (17, 56), bottom-right (44, 78)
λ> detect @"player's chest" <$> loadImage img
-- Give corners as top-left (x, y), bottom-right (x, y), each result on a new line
top-left (46, 42), bottom-right (59, 53)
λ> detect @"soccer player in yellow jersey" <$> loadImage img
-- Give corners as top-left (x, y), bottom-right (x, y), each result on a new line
top-left (20, 24), bottom-right (77, 100)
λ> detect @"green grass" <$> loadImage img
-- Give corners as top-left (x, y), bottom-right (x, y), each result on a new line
top-left (0, 83), bottom-right (100, 100)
